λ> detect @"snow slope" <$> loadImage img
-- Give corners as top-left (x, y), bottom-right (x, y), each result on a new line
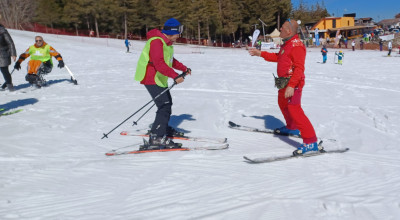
top-left (1, 29), bottom-right (400, 220)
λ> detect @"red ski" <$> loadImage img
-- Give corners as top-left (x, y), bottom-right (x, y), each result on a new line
top-left (120, 131), bottom-right (227, 144)
top-left (106, 148), bottom-right (190, 156)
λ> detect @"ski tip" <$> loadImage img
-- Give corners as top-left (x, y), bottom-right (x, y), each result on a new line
top-left (243, 156), bottom-right (253, 161)
top-left (243, 156), bottom-right (258, 163)
top-left (228, 121), bottom-right (238, 127)
top-left (120, 131), bottom-right (128, 135)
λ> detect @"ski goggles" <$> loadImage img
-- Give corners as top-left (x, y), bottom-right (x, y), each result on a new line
top-left (163, 25), bottom-right (184, 34)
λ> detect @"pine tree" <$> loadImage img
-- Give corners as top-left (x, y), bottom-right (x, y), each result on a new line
top-left (62, 0), bottom-right (85, 35)
top-left (292, 0), bottom-right (330, 25)
top-left (34, 0), bottom-right (63, 31)
top-left (274, 0), bottom-right (291, 30)
top-left (187, 0), bottom-right (218, 45)
top-left (217, 0), bottom-right (244, 45)
top-left (137, 0), bottom-right (158, 35)
top-left (153, 0), bottom-right (182, 26)
top-left (117, 0), bottom-right (140, 39)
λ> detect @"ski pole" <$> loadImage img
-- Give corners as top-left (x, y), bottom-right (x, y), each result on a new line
top-left (101, 71), bottom-right (187, 139)
top-left (1, 69), bottom-right (15, 89)
top-left (132, 103), bottom-right (156, 126)
top-left (65, 65), bottom-right (78, 85)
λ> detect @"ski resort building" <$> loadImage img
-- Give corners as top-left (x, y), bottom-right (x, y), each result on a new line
top-left (308, 14), bottom-right (376, 39)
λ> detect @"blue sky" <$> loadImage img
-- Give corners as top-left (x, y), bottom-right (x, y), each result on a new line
top-left (291, 0), bottom-right (399, 21)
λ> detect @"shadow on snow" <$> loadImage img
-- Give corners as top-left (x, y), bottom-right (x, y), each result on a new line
top-left (244, 114), bottom-right (299, 148)
top-left (0, 98), bottom-right (39, 110)
top-left (169, 114), bottom-right (195, 134)
top-left (14, 78), bottom-right (73, 90)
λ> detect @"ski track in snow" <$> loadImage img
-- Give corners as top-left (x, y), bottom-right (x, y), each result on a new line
top-left (1, 30), bottom-right (400, 219)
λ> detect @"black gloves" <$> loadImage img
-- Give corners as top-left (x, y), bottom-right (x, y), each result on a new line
top-left (58, 60), bottom-right (65, 68)
top-left (14, 62), bottom-right (21, 70)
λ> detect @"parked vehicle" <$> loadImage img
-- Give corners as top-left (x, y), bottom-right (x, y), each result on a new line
top-left (374, 28), bottom-right (384, 35)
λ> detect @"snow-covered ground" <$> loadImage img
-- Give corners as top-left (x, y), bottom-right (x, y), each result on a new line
top-left (1, 29), bottom-right (400, 220)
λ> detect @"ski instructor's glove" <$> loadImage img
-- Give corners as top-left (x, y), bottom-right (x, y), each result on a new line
top-left (58, 60), bottom-right (65, 69)
top-left (14, 62), bottom-right (21, 70)
top-left (186, 68), bottom-right (192, 75)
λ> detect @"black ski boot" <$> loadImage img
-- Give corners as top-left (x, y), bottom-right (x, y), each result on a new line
top-left (166, 126), bottom-right (185, 137)
top-left (25, 74), bottom-right (45, 88)
top-left (139, 134), bottom-right (182, 151)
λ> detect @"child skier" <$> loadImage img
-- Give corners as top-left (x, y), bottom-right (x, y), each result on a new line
top-left (335, 51), bottom-right (344, 65)
top-left (321, 45), bottom-right (328, 63)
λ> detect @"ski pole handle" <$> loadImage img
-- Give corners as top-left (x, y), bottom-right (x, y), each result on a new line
top-left (173, 70), bottom-right (189, 84)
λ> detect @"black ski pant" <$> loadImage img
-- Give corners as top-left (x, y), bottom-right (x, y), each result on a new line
top-left (145, 84), bottom-right (172, 137)
top-left (0, 66), bottom-right (12, 85)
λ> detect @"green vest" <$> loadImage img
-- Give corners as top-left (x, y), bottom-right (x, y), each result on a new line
top-left (29, 44), bottom-right (52, 64)
top-left (135, 37), bottom-right (173, 88)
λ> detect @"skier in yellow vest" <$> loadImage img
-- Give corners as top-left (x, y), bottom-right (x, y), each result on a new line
top-left (135, 18), bottom-right (191, 150)
top-left (14, 36), bottom-right (64, 87)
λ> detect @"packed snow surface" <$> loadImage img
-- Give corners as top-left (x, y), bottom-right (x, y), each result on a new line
top-left (1, 30), bottom-right (400, 219)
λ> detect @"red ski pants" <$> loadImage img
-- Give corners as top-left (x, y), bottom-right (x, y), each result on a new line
top-left (278, 88), bottom-right (317, 144)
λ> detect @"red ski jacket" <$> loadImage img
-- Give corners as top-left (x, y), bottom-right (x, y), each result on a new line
top-left (260, 34), bottom-right (306, 89)
top-left (140, 29), bottom-right (187, 85)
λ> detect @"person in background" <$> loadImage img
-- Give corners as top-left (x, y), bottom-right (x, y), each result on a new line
top-left (360, 39), bottom-right (364, 50)
top-left (351, 40), bottom-right (356, 51)
top-left (0, 17), bottom-right (17, 91)
top-left (321, 44), bottom-right (328, 63)
top-left (256, 39), bottom-right (262, 50)
top-left (125, 38), bottom-right (131, 53)
top-left (135, 18), bottom-right (191, 150)
top-left (336, 50), bottom-right (344, 65)
top-left (248, 19), bottom-right (320, 155)
top-left (387, 40), bottom-right (392, 56)
top-left (14, 36), bottom-right (64, 88)
top-left (379, 39), bottom-right (383, 51)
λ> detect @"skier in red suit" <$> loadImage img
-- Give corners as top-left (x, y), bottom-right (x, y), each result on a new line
top-left (248, 19), bottom-right (320, 155)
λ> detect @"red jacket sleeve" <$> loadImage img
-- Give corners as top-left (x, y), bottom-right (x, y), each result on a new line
top-left (149, 39), bottom-right (179, 79)
top-left (287, 46), bottom-right (306, 88)
top-left (260, 51), bottom-right (279, 62)
top-left (172, 58), bottom-right (187, 72)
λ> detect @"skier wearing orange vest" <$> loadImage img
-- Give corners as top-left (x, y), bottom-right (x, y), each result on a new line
top-left (14, 36), bottom-right (64, 87)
